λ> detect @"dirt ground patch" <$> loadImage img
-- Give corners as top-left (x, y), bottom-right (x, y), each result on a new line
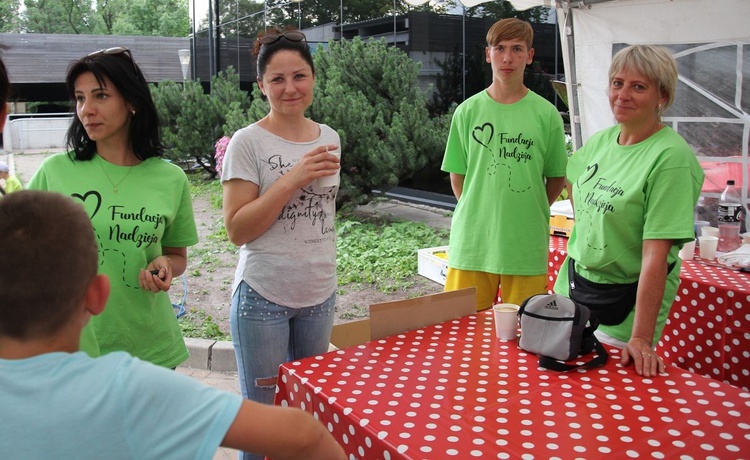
top-left (180, 193), bottom-right (446, 337)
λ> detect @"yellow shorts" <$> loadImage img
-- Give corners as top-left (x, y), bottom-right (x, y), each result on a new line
top-left (444, 268), bottom-right (548, 311)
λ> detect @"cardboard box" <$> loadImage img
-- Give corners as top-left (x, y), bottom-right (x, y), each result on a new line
top-left (328, 287), bottom-right (477, 349)
top-left (550, 213), bottom-right (574, 238)
top-left (550, 199), bottom-right (574, 238)
top-left (417, 246), bottom-right (449, 285)
top-left (329, 319), bottom-right (371, 350)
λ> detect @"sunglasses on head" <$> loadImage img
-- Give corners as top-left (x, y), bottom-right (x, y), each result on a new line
top-left (86, 47), bottom-right (137, 70)
top-left (257, 31), bottom-right (307, 46)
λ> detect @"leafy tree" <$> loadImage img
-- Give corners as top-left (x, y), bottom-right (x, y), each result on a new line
top-left (110, 0), bottom-right (189, 37)
top-left (21, 0), bottom-right (103, 34)
top-left (217, 0), bottom-right (264, 38)
top-left (0, 0), bottom-right (19, 32)
top-left (15, 0), bottom-right (187, 35)
top-left (96, 0), bottom-right (124, 34)
top-left (215, 0), bottom-right (453, 34)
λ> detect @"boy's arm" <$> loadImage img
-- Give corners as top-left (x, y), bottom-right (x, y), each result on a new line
top-left (222, 400), bottom-right (346, 460)
top-left (450, 173), bottom-right (465, 200)
top-left (545, 176), bottom-right (566, 206)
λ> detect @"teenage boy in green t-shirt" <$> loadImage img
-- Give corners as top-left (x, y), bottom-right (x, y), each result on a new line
top-left (441, 18), bottom-right (567, 311)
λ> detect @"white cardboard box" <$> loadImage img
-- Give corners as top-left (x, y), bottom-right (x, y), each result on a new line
top-left (417, 246), bottom-right (449, 285)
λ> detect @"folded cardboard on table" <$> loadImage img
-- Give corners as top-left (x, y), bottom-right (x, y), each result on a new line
top-left (329, 287), bottom-right (476, 350)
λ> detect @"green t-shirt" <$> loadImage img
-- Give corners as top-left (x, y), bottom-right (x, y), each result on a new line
top-left (441, 90), bottom-right (567, 275)
top-left (554, 125), bottom-right (704, 343)
top-left (27, 153), bottom-right (198, 368)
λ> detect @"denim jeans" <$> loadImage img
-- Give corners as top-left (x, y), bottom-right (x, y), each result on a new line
top-left (230, 281), bottom-right (335, 460)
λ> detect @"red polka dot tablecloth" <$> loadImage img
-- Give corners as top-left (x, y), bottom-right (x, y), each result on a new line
top-left (542, 237), bottom-right (750, 392)
top-left (658, 257), bottom-right (750, 391)
top-left (275, 311), bottom-right (750, 459)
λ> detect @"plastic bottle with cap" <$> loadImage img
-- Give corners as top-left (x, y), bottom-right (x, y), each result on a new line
top-left (717, 180), bottom-right (743, 253)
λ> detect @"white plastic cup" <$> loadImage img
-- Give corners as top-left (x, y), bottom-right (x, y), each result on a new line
top-left (694, 220), bottom-right (709, 237)
top-left (316, 148), bottom-right (341, 188)
top-left (678, 239), bottom-right (696, 260)
top-left (742, 233), bottom-right (750, 245)
top-left (699, 235), bottom-right (719, 260)
top-left (701, 226), bottom-right (719, 238)
top-left (493, 303), bottom-right (520, 341)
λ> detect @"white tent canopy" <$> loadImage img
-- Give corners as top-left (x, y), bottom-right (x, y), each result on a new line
top-left (406, 0), bottom-right (750, 220)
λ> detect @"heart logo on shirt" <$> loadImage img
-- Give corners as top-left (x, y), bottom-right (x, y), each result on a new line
top-left (472, 123), bottom-right (494, 149)
top-left (578, 163), bottom-right (598, 187)
top-left (71, 190), bottom-right (102, 219)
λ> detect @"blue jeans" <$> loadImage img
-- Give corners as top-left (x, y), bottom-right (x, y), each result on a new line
top-left (230, 281), bottom-right (335, 460)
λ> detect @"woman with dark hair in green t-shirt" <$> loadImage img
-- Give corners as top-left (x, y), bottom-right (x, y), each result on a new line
top-left (27, 48), bottom-right (198, 368)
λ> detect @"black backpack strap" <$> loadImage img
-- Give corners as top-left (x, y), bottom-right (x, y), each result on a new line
top-left (538, 335), bottom-right (609, 372)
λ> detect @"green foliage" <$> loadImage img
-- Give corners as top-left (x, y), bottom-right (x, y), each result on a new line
top-left (151, 67), bottom-right (252, 178)
top-left (12, 0), bottom-right (187, 35)
top-left (336, 213), bottom-right (449, 293)
top-left (179, 308), bottom-right (229, 340)
top-left (22, 0), bottom-right (101, 34)
top-left (0, 0), bottom-right (19, 32)
top-left (310, 37), bottom-right (451, 208)
top-left (109, 0), bottom-right (189, 37)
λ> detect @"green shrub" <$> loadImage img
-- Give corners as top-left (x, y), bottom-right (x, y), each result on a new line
top-left (151, 67), bottom-right (251, 178)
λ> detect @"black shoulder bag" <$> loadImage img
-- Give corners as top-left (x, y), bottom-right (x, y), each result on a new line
top-left (567, 258), bottom-right (676, 326)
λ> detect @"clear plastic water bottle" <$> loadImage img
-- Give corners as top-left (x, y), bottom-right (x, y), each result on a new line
top-left (717, 180), bottom-right (743, 253)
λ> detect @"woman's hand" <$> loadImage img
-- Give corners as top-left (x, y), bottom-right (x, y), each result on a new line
top-left (280, 144), bottom-right (340, 189)
top-left (622, 238), bottom-right (673, 377)
top-left (139, 255), bottom-right (174, 293)
top-left (621, 337), bottom-right (666, 377)
top-left (223, 144), bottom-right (340, 246)
top-left (139, 249), bottom-right (187, 293)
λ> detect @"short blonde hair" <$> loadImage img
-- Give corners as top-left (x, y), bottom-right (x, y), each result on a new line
top-left (609, 45), bottom-right (678, 113)
top-left (486, 18), bottom-right (533, 49)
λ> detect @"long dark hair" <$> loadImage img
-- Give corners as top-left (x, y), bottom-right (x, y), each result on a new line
top-left (65, 49), bottom-right (163, 161)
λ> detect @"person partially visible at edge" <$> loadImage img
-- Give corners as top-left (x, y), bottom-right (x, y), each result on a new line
top-left (0, 161), bottom-right (23, 195)
top-left (26, 47), bottom-right (198, 368)
top-left (553, 45), bottom-right (704, 378)
top-left (0, 190), bottom-right (347, 460)
top-left (0, 58), bottom-right (22, 196)
top-left (441, 18), bottom-right (568, 311)
top-left (221, 28), bottom-right (341, 460)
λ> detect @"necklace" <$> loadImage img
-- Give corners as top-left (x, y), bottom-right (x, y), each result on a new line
top-left (97, 156), bottom-right (134, 194)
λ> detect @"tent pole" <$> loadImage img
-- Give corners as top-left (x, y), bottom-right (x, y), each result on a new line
top-left (462, 6), bottom-right (466, 101)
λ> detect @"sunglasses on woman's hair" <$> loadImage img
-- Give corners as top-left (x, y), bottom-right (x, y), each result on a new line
top-left (257, 31), bottom-right (307, 45)
top-left (86, 47), bottom-right (137, 70)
